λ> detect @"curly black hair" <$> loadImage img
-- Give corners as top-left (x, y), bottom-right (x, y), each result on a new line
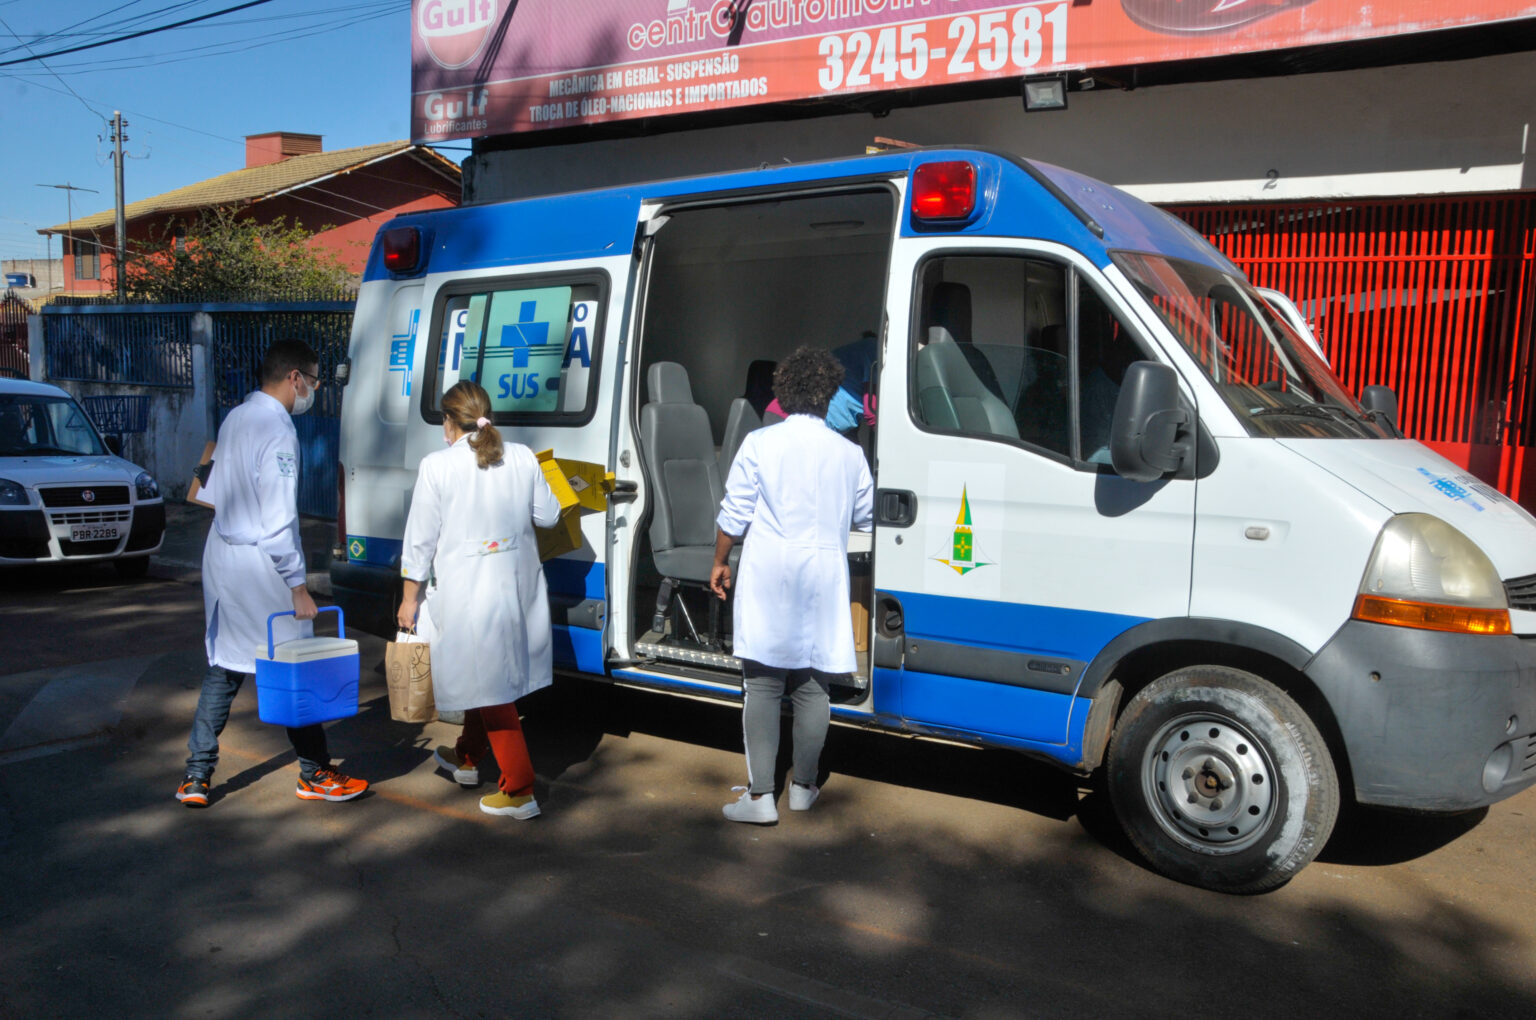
top-left (772, 346), bottom-right (845, 418)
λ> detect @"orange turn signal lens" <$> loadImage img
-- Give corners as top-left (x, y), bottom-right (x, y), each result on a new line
top-left (1352, 594), bottom-right (1511, 635)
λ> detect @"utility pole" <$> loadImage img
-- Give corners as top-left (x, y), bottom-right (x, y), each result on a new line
top-left (111, 111), bottom-right (128, 301)
top-left (36, 183), bottom-right (98, 294)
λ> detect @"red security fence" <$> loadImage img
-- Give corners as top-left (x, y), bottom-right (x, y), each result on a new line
top-left (1167, 194), bottom-right (1536, 509)
top-left (0, 296), bottom-right (28, 378)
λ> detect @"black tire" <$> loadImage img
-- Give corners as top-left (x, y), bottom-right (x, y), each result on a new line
top-left (112, 556), bottom-right (150, 579)
top-left (1106, 665), bottom-right (1339, 893)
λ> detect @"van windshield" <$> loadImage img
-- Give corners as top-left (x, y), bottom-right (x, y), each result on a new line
top-left (1111, 251), bottom-right (1392, 440)
top-left (0, 394), bottom-right (105, 457)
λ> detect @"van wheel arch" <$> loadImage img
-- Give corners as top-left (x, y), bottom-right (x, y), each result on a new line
top-left (1079, 635), bottom-right (1354, 801)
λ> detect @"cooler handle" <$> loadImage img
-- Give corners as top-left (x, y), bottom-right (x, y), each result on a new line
top-left (266, 605), bottom-right (345, 660)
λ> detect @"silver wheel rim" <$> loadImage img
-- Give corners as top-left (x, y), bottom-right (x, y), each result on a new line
top-left (1141, 712), bottom-right (1277, 854)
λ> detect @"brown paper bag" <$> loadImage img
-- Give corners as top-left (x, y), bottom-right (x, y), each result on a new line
top-left (384, 632), bottom-right (436, 723)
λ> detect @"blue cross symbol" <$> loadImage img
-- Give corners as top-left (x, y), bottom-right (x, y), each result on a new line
top-left (498, 300), bottom-right (550, 368)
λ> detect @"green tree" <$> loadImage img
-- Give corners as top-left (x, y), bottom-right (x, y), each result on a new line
top-left (125, 206), bottom-right (354, 302)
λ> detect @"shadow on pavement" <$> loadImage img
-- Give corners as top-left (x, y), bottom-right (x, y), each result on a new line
top-left (1, 644), bottom-right (1534, 1018)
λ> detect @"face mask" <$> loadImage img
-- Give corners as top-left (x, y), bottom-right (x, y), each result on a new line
top-left (291, 376), bottom-right (315, 416)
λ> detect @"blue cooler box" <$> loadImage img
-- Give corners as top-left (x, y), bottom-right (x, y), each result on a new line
top-left (254, 607), bottom-right (360, 727)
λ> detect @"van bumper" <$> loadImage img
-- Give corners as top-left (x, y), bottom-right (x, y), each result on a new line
top-left (329, 560), bottom-right (397, 637)
top-left (1306, 621), bottom-right (1536, 811)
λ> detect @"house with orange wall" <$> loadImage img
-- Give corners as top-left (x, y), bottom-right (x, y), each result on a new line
top-left (39, 132), bottom-right (460, 295)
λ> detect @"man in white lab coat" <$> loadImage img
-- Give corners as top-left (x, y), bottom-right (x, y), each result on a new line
top-left (711, 346), bottom-right (875, 824)
top-left (174, 339), bottom-right (368, 808)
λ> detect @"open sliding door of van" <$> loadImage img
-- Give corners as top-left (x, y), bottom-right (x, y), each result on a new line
top-left (871, 236), bottom-right (1196, 764)
top-left (607, 186), bottom-right (899, 706)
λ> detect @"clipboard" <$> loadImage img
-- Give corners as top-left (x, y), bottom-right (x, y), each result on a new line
top-left (187, 441), bottom-right (216, 509)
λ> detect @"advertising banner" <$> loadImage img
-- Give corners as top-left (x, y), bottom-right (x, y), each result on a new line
top-left (411, 0), bottom-right (1536, 143)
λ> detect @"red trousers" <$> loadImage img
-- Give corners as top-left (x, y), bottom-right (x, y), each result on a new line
top-left (455, 702), bottom-right (536, 797)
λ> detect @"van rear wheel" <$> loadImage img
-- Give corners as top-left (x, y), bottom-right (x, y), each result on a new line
top-left (1106, 665), bottom-right (1339, 893)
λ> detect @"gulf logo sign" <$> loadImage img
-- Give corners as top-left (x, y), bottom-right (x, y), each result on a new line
top-left (417, 0), bottom-right (498, 70)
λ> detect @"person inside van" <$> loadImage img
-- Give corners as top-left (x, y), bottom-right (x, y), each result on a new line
top-left (709, 347), bottom-right (875, 824)
top-left (762, 332), bottom-right (877, 434)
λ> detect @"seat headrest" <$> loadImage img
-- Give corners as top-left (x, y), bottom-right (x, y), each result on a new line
top-left (744, 359), bottom-right (776, 416)
top-left (647, 361), bottom-right (694, 404)
top-left (927, 282), bottom-right (972, 342)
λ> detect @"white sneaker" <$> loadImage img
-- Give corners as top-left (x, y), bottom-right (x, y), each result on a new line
top-left (433, 746), bottom-right (480, 787)
top-left (722, 787), bottom-right (778, 824)
top-left (788, 782), bottom-right (820, 811)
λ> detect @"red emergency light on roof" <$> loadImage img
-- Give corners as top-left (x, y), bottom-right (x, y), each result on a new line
top-left (382, 227), bottom-right (422, 273)
top-left (910, 161), bottom-right (977, 221)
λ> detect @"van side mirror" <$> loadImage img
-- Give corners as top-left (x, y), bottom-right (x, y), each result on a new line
top-left (1110, 361), bottom-right (1190, 482)
top-left (1360, 385), bottom-right (1399, 433)
top-left (104, 434), bottom-right (123, 456)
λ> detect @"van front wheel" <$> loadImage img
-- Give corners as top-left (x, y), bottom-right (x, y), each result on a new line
top-left (1106, 666), bottom-right (1339, 893)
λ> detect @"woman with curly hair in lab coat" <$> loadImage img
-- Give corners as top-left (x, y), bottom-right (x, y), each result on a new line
top-left (711, 346), bottom-right (875, 824)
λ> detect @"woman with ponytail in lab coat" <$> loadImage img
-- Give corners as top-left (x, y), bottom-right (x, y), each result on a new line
top-left (398, 381), bottom-right (563, 819)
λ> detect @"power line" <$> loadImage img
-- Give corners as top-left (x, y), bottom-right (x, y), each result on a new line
top-left (0, 4), bottom-right (403, 77)
top-left (0, 13), bottom-right (106, 119)
top-left (0, 0), bottom-right (279, 68)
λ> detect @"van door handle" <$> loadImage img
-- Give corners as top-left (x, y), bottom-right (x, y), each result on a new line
top-left (876, 489), bottom-right (917, 527)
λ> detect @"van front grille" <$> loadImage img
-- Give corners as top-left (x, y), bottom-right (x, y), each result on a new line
top-left (1506, 573), bottom-right (1536, 612)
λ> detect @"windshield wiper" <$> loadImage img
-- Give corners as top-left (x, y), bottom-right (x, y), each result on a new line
top-left (1250, 403), bottom-right (1374, 433)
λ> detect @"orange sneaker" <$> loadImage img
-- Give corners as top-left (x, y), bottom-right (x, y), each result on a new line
top-left (295, 767), bottom-right (368, 802)
top-left (176, 775), bottom-right (210, 808)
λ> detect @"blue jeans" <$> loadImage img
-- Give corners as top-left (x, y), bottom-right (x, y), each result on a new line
top-left (185, 669), bottom-right (330, 780)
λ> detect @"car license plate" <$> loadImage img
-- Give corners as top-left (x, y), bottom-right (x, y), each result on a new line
top-left (71, 524), bottom-right (121, 542)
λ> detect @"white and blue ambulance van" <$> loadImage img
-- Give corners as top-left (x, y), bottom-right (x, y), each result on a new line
top-left (332, 148), bottom-right (1536, 892)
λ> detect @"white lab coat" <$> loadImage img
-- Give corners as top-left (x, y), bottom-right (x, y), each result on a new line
top-left (202, 391), bottom-right (311, 673)
top-left (400, 437), bottom-right (563, 711)
top-left (717, 414), bottom-right (874, 673)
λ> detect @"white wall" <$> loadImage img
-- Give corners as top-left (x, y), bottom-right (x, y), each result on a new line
top-left (465, 50), bottom-right (1535, 206)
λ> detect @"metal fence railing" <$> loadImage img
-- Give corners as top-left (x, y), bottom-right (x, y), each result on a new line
top-left (2, 297), bottom-right (31, 378)
top-left (43, 308), bottom-right (196, 388)
top-left (40, 300), bottom-right (355, 519)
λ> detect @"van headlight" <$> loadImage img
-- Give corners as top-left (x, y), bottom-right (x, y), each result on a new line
top-left (0, 477), bottom-right (26, 506)
top-left (134, 472), bottom-right (159, 500)
top-left (1353, 513), bottom-right (1510, 635)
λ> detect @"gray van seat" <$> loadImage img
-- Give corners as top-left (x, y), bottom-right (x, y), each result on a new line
top-left (640, 361), bottom-right (733, 582)
top-left (719, 397), bottom-right (761, 478)
top-left (916, 329), bottom-right (1020, 440)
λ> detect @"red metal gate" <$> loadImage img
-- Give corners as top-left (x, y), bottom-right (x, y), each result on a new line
top-left (1167, 194), bottom-right (1536, 508)
top-left (0, 296), bottom-right (28, 378)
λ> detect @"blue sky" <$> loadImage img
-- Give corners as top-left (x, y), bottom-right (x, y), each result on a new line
top-left (0, 0), bottom-right (455, 267)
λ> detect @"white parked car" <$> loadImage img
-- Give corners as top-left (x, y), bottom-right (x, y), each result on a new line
top-left (0, 378), bottom-right (164, 577)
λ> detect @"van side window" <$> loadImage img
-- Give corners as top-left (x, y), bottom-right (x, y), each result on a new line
top-left (913, 256), bottom-right (1070, 456)
top-left (913, 256), bottom-right (1152, 466)
top-left (1076, 285), bottom-right (1150, 465)
top-left (425, 279), bottom-right (602, 422)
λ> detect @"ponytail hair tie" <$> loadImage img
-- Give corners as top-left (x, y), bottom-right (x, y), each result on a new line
top-left (475, 416), bottom-right (491, 430)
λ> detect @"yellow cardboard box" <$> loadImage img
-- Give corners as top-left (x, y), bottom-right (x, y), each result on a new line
top-left (533, 450), bottom-right (613, 561)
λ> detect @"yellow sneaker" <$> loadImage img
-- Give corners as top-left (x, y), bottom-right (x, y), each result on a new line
top-left (479, 792), bottom-right (540, 819)
top-left (433, 746), bottom-right (480, 786)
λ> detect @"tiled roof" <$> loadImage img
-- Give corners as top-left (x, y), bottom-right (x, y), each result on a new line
top-left (42, 141), bottom-right (458, 234)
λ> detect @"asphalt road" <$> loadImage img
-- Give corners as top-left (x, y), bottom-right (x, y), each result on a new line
top-left (1, 559), bottom-right (1534, 1019)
